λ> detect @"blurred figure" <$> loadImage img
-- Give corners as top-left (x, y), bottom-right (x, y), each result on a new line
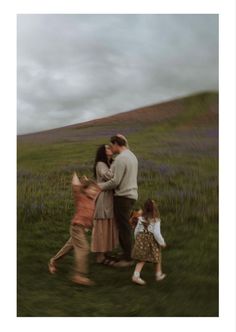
top-left (48, 174), bottom-right (88, 273)
top-left (131, 199), bottom-right (167, 285)
top-left (70, 174), bottom-right (101, 286)
top-left (49, 173), bottom-right (101, 286)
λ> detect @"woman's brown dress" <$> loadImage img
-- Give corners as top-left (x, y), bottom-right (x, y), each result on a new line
top-left (91, 162), bottom-right (119, 253)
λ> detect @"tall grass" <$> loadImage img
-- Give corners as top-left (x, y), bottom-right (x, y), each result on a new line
top-left (17, 93), bottom-right (218, 316)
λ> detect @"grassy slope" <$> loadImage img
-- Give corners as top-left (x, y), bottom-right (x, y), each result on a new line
top-left (17, 92), bottom-right (218, 316)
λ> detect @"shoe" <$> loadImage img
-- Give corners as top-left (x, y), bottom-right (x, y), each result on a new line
top-left (132, 275), bottom-right (146, 285)
top-left (98, 258), bottom-right (117, 266)
top-left (71, 275), bottom-right (95, 286)
top-left (48, 259), bottom-right (57, 274)
top-left (156, 273), bottom-right (166, 281)
top-left (113, 260), bottom-right (134, 267)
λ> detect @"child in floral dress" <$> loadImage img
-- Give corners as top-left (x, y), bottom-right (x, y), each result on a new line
top-left (131, 199), bottom-right (167, 285)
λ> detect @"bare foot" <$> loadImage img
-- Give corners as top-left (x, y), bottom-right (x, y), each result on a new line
top-left (48, 260), bottom-right (57, 274)
top-left (96, 253), bottom-right (106, 264)
top-left (71, 275), bottom-right (95, 286)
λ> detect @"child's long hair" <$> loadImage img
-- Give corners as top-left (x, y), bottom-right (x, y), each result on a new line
top-left (143, 199), bottom-right (160, 222)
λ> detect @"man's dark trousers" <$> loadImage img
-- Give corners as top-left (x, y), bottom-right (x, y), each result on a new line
top-left (113, 196), bottom-right (136, 261)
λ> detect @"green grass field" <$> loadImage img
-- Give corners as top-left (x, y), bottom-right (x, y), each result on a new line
top-left (17, 92), bottom-right (218, 316)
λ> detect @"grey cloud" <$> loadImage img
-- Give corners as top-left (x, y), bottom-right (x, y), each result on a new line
top-left (17, 14), bottom-right (218, 134)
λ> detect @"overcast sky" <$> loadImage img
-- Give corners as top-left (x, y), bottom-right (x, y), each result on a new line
top-left (17, 14), bottom-right (218, 134)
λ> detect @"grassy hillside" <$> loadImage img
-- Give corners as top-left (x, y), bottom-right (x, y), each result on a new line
top-left (17, 92), bottom-right (218, 316)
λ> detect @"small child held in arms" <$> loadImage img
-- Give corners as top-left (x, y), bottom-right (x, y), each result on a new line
top-left (131, 198), bottom-right (167, 285)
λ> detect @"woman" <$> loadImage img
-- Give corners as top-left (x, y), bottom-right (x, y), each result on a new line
top-left (91, 144), bottom-right (119, 264)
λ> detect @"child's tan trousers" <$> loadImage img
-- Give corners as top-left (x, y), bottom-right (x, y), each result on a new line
top-left (69, 224), bottom-right (90, 276)
top-left (51, 237), bottom-right (73, 261)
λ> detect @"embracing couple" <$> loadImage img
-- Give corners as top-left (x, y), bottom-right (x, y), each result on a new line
top-left (48, 134), bottom-right (138, 283)
top-left (93, 134), bottom-right (138, 266)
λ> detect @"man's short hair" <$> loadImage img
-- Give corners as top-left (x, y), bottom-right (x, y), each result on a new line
top-left (110, 135), bottom-right (126, 146)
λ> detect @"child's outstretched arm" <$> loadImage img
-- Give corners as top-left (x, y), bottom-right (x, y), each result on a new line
top-left (71, 172), bottom-right (82, 204)
top-left (153, 219), bottom-right (166, 247)
top-left (72, 172), bottom-right (81, 186)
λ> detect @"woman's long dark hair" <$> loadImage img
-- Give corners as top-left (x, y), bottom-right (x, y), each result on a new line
top-left (93, 145), bottom-right (112, 179)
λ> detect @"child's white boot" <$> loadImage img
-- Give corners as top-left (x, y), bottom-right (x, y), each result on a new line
top-left (156, 271), bottom-right (166, 281)
top-left (132, 271), bottom-right (146, 285)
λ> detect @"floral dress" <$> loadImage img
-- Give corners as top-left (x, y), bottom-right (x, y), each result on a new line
top-left (132, 217), bottom-right (166, 263)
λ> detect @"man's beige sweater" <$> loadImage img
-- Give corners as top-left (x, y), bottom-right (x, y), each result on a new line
top-left (99, 149), bottom-right (138, 200)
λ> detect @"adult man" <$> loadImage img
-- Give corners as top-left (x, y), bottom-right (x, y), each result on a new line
top-left (98, 135), bottom-right (138, 267)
